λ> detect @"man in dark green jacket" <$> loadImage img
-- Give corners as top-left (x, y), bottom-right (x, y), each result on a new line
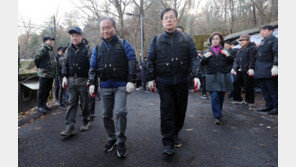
top-left (34, 36), bottom-right (57, 114)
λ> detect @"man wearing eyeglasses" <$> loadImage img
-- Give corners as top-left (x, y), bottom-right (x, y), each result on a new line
top-left (146, 8), bottom-right (200, 156)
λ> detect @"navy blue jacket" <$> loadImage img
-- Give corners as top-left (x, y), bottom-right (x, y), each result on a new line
top-left (254, 34), bottom-right (278, 78)
top-left (233, 42), bottom-right (257, 72)
top-left (89, 35), bottom-right (137, 88)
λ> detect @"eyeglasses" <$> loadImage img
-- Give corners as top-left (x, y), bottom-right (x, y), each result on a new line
top-left (239, 39), bottom-right (248, 41)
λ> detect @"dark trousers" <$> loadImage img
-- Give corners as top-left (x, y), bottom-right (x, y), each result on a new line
top-left (201, 76), bottom-right (207, 95)
top-left (142, 79), bottom-right (146, 90)
top-left (210, 91), bottom-right (225, 118)
top-left (65, 85), bottom-right (90, 125)
top-left (37, 77), bottom-right (54, 108)
top-left (233, 71), bottom-right (254, 103)
top-left (57, 76), bottom-right (65, 104)
top-left (157, 82), bottom-right (189, 146)
top-left (89, 97), bottom-right (96, 116)
top-left (258, 78), bottom-right (278, 111)
top-left (142, 70), bottom-right (146, 90)
top-left (54, 76), bottom-right (60, 100)
top-left (188, 76), bottom-right (194, 90)
top-left (89, 85), bottom-right (98, 116)
top-left (228, 74), bottom-right (235, 98)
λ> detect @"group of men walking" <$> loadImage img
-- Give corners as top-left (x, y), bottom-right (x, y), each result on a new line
top-left (33, 7), bottom-right (278, 159)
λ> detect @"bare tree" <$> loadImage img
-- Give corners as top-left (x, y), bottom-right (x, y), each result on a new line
top-left (160, 0), bottom-right (192, 21)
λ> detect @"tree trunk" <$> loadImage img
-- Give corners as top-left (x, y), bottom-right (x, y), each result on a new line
top-left (252, 3), bottom-right (257, 26)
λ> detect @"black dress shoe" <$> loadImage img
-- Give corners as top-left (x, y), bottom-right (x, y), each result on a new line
top-left (268, 108), bottom-right (278, 115)
top-left (162, 145), bottom-right (175, 155)
top-left (37, 107), bottom-right (47, 114)
top-left (257, 106), bottom-right (273, 112)
top-left (43, 105), bottom-right (51, 111)
top-left (215, 117), bottom-right (222, 125)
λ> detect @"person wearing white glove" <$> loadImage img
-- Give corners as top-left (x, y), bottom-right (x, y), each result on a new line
top-left (200, 32), bottom-right (234, 125)
top-left (87, 18), bottom-right (138, 158)
top-left (147, 80), bottom-right (156, 93)
top-left (271, 65), bottom-right (278, 76)
top-left (220, 49), bottom-right (230, 57)
top-left (232, 34), bottom-right (257, 107)
top-left (203, 51), bottom-right (212, 58)
top-left (231, 69), bottom-right (237, 76)
top-left (247, 69), bottom-right (254, 77)
top-left (145, 9), bottom-right (203, 155)
top-left (254, 25), bottom-right (278, 115)
top-left (62, 76), bottom-right (67, 89)
top-left (193, 78), bottom-right (201, 92)
top-left (89, 85), bottom-right (95, 97)
top-left (126, 82), bottom-right (135, 94)
top-left (60, 26), bottom-right (92, 137)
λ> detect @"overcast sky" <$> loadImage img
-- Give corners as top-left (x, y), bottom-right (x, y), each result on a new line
top-left (18, 0), bottom-right (206, 34)
top-left (18, 0), bottom-right (81, 33)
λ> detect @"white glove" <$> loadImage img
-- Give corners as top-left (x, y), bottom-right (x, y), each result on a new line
top-left (148, 80), bottom-right (156, 93)
top-left (271, 65), bottom-right (278, 76)
top-left (126, 82), bottom-right (135, 94)
top-left (231, 69), bottom-right (237, 76)
top-left (89, 85), bottom-right (95, 98)
top-left (62, 77), bottom-right (67, 89)
top-left (247, 69), bottom-right (254, 77)
top-left (220, 49), bottom-right (230, 57)
top-left (204, 52), bottom-right (212, 58)
top-left (193, 78), bottom-right (201, 92)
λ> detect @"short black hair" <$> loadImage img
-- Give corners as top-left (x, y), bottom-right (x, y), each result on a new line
top-left (160, 8), bottom-right (178, 21)
top-left (230, 41), bottom-right (239, 46)
top-left (57, 47), bottom-right (63, 51)
top-left (176, 25), bottom-right (184, 31)
top-left (260, 25), bottom-right (274, 31)
top-left (224, 41), bottom-right (231, 44)
top-left (99, 16), bottom-right (116, 27)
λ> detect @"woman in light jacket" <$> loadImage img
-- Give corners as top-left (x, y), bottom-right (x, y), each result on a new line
top-left (200, 32), bottom-right (234, 124)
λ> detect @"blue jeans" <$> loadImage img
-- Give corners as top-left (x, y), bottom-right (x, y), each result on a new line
top-left (101, 86), bottom-right (127, 144)
top-left (210, 91), bottom-right (225, 118)
top-left (228, 73), bottom-right (235, 97)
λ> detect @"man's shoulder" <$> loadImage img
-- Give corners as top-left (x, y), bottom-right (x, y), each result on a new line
top-left (36, 46), bottom-right (46, 55)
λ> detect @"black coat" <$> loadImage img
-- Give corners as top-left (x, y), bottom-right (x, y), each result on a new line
top-left (227, 48), bottom-right (239, 72)
top-left (200, 47), bottom-right (234, 75)
top-left (56, 54), bottom-right (63, 76)
top-left (254, 34), bottom-right (278, 78)
top-left (146, 30), bottom-right (199, 85)
top-left (233, 42), bottom-right (257, 72)
top-left (62, 42), bottom-right (91, 78)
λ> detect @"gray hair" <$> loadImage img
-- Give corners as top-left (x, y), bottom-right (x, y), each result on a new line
top-left (99, 16), bottom-right (116, 27)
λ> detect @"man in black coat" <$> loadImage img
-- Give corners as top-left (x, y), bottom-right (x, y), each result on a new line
top-left (254, 25), bottom-right (278, 115)
top-left (231, 34), bottom-right (257, 107)
top-left (60, 27), bottom-right (92, 136)
top-left (146, 8), bottom-right (200, 156)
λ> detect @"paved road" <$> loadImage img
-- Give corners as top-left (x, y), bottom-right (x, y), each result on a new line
top-left (18, 91), bottom-right (278, 167)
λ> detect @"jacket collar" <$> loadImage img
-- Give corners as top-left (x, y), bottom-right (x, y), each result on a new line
top-left (162, 29), bottom-right (179, 38)
top-left (209, 46), bottom-right (224, 55)
top-left (263, 34), bottom-right (275, 41)
top-left (42, 43), bottom-right (53, 50)
top-left (70, 41), bottom-right (85, 50)
top-left (101, 34), bottom-right (118, 46)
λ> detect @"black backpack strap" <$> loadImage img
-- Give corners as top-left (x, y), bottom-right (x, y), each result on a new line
top-left (181, 32), bottom-right (192, 47)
